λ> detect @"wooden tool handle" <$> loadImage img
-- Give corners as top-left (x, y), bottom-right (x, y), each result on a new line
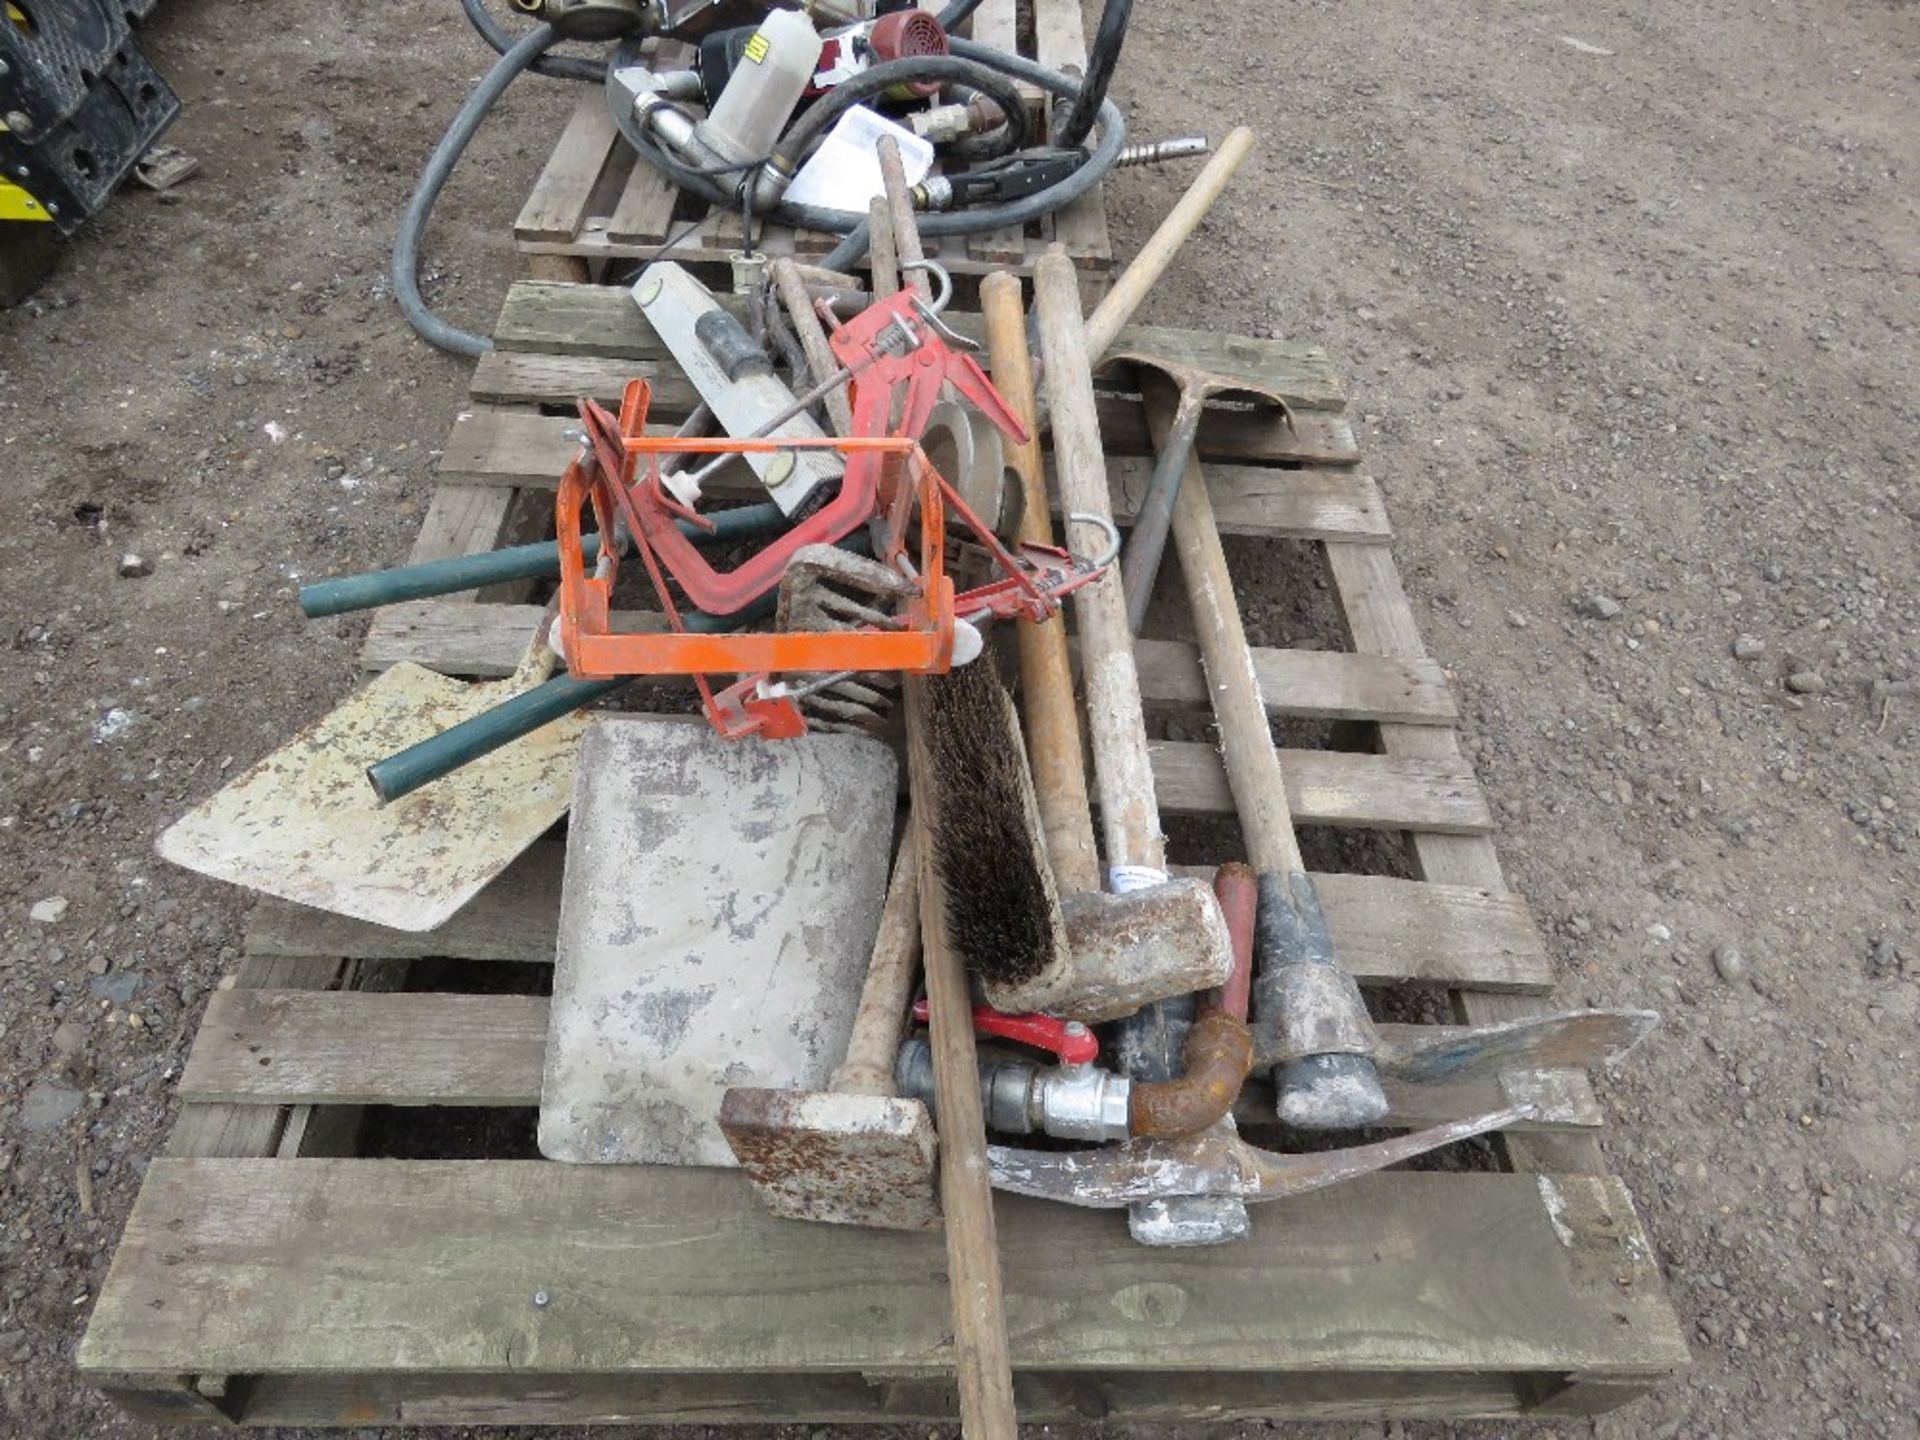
top-left (1084, 126), bottom-right (1257, 359)
top-left (867, 194), bottom-right (900, 298)
top-left (1151, 372), bottom-right (1303, 875)
top-left (829, 829), bottom-right (917, 1098)
top-left (883, 155), bottom-right (1018, 1440)
top-left (980, 270), bottom-right (1103, 897)
top-left (831, 830), bottom-right (922, 1097)
top-left (904, 680), bottom-right (1020, 1440)
top-left (770, 256), bottom-right (854, 439)
top-left (1032, 250), bottom-right (1166, 877)
top-left (877, 137), bottom-right (931, 300)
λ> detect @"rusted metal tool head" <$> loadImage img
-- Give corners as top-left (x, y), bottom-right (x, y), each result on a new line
top-left (1252, 1007), bottom-right (1662, 1080)
top-left (720, 829), bottom-right (941, 1230)
top-left (718, 1088), bottom-right (940, 1231)
top-left (983, 876), bottom-right (1236, 1024)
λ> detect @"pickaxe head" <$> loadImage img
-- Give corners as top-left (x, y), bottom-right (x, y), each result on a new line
top-left (986, 1104), bottom-right (1536, 1208)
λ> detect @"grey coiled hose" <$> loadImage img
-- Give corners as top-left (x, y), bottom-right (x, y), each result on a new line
top-left (399, 6), bottom-right (1127, 354)
top-left (392, 22), bottom-right (558, 357)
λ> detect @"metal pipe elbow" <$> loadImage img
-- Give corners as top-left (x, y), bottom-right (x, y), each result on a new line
top-left (1127, 1007), bottom-right (1255, 1138)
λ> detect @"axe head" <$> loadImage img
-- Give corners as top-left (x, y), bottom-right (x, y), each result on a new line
top-left (720, 1087), bottom-right (941, 1231)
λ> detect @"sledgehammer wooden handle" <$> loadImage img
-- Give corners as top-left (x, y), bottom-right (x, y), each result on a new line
top-left (981, 270), bottom-right (1103, 897)
top-left (830, 830), bottom-right (921, 1097)
top-left (1033, 250), bottom-right (1166, 877)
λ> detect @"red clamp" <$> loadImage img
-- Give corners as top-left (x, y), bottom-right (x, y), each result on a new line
top-left (911, 1000), bottom-right (1099, 1066)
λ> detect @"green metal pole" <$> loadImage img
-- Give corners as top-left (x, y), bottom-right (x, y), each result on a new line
top-left (365, 598), bottom-right (772, 804)
top-left (299, 502), bottom-right (788, 619)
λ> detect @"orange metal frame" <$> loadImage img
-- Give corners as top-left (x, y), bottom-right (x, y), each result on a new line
top-left (555, 379), bottom-right (958, 682)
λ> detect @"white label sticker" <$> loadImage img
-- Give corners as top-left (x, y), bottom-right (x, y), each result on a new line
top-left (1107, 864), bottom-right (1168, 895)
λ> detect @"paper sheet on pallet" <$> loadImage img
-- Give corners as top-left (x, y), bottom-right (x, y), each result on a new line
top-left (783, 106), bottom-right (934, 211)
top-left (539, 716), bottom-right (897, 1167)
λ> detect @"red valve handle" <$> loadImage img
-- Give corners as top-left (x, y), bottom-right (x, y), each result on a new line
top-left (911, 999), bottom-right (1099, 1065)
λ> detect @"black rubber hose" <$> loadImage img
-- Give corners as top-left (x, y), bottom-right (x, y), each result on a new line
top-left (394, 23), bottom-right (558, 356)
top-left (1052, 0), bottom-right (1133, 148)
top-left (936, 0), bottom-right (988, 28)
top-left (604, 37), bottom-right (1125, 264)
top-left (461, 0), bottom-right (603, 82)
top-left (606, 51), bottom-right (1028, 204)
top-left (817, 38), bottom-right (1127, 269)
top-left (767, 55), bottom-right (1030, 176)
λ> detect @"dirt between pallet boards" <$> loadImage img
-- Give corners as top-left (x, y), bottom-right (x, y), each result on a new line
top-left (0, 1), bottom-right (1916, 1438)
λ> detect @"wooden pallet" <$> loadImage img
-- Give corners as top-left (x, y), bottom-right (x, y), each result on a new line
top-left (77, 278), bottom-right (1686, 1427)
top-left (514, 0), bottom-right (1113, 284)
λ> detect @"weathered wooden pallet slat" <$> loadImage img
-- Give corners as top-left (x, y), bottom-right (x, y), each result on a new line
top-left (92, 1367), bottom-right (1532, 1428)
top-left (359, 594), bottom-right (1450, 719)
top-left (166, 955), bottom-right (345, 1161)
top-left (488, 282), bottom-right (1351, 413)
top-left (466, 348), bottom-right (1358, 465)
top-left (77, 1161), bottom-right (1685, 1381)
top-left (1324, 539), bottom-right (1611, 1179)
top-left (512, 93), bottom-right (621, 244)
top-left (437, 405), bottom-right (1385, 537)
top-left (177, 987), bottom-right (1601, 1131)
top-left (244, 840), bottom-right (1555, 991)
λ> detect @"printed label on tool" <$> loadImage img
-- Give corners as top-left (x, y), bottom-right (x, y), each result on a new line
top-left (743, 32), bottom-right (770, 63)
top-left (1108, 865), bottom-right (1169, 895)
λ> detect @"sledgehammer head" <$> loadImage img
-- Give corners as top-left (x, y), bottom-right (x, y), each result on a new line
top-left (719, 1088), bottom-right (940, 1231)
top-left (983, 876), bottom-right (1235, 1024)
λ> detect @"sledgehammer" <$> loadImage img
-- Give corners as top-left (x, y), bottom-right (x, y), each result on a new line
top-left (1150, 376), bottom-right (1389, 1129)
top-left (719, 830), bottom-right (940, 1229)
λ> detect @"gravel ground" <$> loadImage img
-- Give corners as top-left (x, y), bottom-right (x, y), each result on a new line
top-left (1, 1), bottom-right (1915, 1437)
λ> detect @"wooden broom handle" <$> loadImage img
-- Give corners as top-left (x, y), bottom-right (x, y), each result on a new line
top-left (1083, 126), bottom-right (1256, 359)
top-left (904, 681), bottom-right (1020, 1440)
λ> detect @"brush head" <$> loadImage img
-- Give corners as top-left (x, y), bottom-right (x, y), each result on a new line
top-left (920, 655), bottom-right (1069, 989)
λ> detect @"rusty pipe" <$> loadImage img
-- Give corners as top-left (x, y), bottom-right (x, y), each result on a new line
top-left (1127, 1006), bottom-right (1255, 1138)
top-left (1127, 863), bottom-right (1257, 1138)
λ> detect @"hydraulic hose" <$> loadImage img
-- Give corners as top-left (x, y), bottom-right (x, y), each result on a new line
top-left (461, 0), bottom-right (602, 82)
top-left (823, 38), bottom-right (1127, 268)
top-left (404, 7), bottom-right (1125, 352)
top-left (935, 0), bottom-right (988, 28)
top-left (768, 56), bottom-right (1030, 176)
top-left (1052, 0), bottom-right (1133, 148)
top-left (394, 22), bottom-right (559, 356)
top-left (605, 37), bottom-right (1126, 269)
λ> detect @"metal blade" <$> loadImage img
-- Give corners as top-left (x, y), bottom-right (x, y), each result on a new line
top-left (986, 1104), bottom-right (1536, 1208)
top-left (1375, 1009), bottom-right (1659, 1084)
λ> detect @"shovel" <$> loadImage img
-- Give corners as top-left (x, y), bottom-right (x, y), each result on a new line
top-left (157, 622), bottom-right (584, 933)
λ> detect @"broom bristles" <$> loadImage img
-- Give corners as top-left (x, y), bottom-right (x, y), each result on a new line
top-left (922, 655), bottom-right (1069, 989)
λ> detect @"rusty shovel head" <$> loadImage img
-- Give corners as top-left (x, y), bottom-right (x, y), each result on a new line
top-left (719, 1087), bottom-right (940, 1231)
